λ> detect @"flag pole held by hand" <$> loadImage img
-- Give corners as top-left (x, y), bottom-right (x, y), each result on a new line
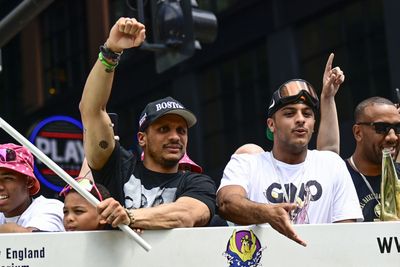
top-left (0, 117), bottom-right (151, 252)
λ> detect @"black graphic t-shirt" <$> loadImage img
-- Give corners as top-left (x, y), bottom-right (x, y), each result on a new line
top-left (345, 160), bottom-right (400, 222)
top-left (92, 142), bottom-right (216, 218)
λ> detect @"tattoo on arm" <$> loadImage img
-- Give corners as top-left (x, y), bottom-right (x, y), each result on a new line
top-left (99, 140), bottom-right (109, 149)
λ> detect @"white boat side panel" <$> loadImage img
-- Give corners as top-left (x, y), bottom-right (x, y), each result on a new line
top-left (0, 222), bottom-right (399, 267)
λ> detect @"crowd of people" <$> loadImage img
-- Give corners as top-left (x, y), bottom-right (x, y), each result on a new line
top-left (1, 17), bottom-right (399, 246)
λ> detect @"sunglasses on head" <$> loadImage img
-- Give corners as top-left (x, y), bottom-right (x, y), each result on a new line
top-left (276, 79), bottom-right (319, 106)
top-left (356, 122), bottom-right (400, 135)
top-left (0, 148), bottom-right (16, 163)
top-left (268, 79), bottom-right (319, 117)
top-left (59, 177), bottom-right (103, 201)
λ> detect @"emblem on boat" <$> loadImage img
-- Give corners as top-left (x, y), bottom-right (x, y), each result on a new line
top-left (223, 229), bottom-right (265, 267)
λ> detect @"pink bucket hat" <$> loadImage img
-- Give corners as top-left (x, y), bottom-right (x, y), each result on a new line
top-left (0, 143), bottom-right (40, 195)
top-left (140, 152), bottom-right (203, 173)
top-left (178, 153), bottom-right (203, 173)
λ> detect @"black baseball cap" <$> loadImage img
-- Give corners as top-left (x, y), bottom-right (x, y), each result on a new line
top-left (138, 96), bottom-right (197, 131)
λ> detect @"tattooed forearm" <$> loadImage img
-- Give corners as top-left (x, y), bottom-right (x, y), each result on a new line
top-left (99, 140), bottom-right (109, 149)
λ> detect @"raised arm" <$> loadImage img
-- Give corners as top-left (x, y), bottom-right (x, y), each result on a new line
top-left (217, 185), bottom-right (306, 247)
top-left (317, 53), bottom-right (345, 154)
top-left (79, 17), bottom-right (145, 170)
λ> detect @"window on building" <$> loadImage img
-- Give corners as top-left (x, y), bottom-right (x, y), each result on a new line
top-left (40, 0), bottom-right (88, 101)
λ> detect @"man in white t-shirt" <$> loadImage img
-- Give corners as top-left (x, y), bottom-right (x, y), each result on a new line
top-left (217, 79), bottom-right (363, 246)
top-left (0, 143), bottom-right (64, 232)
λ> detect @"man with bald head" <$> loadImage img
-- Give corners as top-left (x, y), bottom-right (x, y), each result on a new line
top-left (346, 97), bottom-right (400, 221)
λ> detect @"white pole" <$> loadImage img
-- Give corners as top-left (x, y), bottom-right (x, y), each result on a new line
top-left (0, 117), bottom-right (151, 251)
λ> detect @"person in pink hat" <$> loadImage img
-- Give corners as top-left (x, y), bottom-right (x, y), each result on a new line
top-left (177, 153), bottom-right (203, 173)
top-left (0, 143), bottom-right (64, 232)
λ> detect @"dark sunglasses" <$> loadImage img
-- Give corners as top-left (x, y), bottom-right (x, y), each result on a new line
top-left (356, 122), bottom-right (400, 135)
top-left (59, 177), bottom-right (103, 201)
top-left (0, 148), bottom-right (16, 162)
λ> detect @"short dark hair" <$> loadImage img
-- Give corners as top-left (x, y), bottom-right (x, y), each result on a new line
top-left (354, 97), bottom-right (394, 122)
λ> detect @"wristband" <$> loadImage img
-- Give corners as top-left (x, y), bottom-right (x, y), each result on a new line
top-left (98, 52), bottom-right (118, 73)
top-left (100, 43), bottom-right (123, 62)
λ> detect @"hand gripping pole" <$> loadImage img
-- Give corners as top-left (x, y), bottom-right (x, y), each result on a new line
top-left (0, 117), bottom-right (151, 251)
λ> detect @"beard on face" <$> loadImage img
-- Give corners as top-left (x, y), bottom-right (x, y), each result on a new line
top-left (161, 157), bottom-right (181, 168)
top-left (147, 142), bottom-right (184, 169)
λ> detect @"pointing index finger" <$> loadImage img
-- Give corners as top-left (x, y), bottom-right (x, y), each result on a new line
top-left (324, 53), bottom-right (334, 74)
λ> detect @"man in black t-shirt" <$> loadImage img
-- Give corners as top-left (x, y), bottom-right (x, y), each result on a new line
top-left (79, 17), bottom-right (215, 230)
top-left (346, 97), bottom-right (400, 221)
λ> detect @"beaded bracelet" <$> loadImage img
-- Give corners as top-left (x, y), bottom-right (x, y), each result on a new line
top-left (124, 208), bottom-right (135, 227)
top-left (98, 52), bottom-right (118, 73)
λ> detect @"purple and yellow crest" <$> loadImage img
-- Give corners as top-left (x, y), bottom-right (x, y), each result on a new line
top-left (223, 230), bottom-right (265, 267)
